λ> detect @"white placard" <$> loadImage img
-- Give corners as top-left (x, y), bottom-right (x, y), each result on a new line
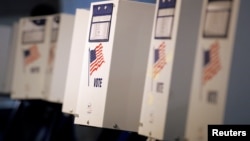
top-left (203, 1), bottom-right (232, 37)
top-left (155, 17), bottom-right (173, 38)
top-left (22, 18), bottom-right (46, 44)
top-left (22, 30), bottom-right (44, 43)
top-left (90, 22), bottom-right (110, 40)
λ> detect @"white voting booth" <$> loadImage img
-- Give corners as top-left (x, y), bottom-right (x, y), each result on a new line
top-left (0, 25), bottom-right (12, 94)
top-left (62, 9), bottom-right (89, 115)
top-left (138, 0), bottom-right (182, 139)
top-left (185, 0), bottom-right (240, 141)
top-left (139, 0), bottom-right (240, 140)
top-left (11, 14), bottom-right (74, 103)
top-left (74, 0), bottom-right (155, 132)
top-left (44, 14), bottom-right (74, 103)
top-left (3, 23), bottom-right (19, 94)
top-left (12, 15), bottom-right (50, 100)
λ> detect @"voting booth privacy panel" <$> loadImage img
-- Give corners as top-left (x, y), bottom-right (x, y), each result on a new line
top-left (62, 9), bottom-right (89, 115)
top-left (74, 0), bottom-right (155, 132)
top-left (138, 0), bottom-right (182, 140)
top-left (11, 15), bottom-right (49, 100)
top-left (4, 23), bottom-right (19, 94)
top-left (185, 0), bottom-right (240, 141)
top-left (11, 14), bottom-right (74, 103)
top-left (44, 14), bottom-right (74, 103)
top-left (0, 25), bottom-right (13, 94)
top-left (139, 0), bottom-right (240, 140)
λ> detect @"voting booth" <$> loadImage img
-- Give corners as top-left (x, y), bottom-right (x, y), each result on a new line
top-left (74, 0), bottom-right (155, 132)
top-left (3, 23), bottom-right (19, 94)
top-left (0, 25), bottom-right (12, 94)
top-left (11, 13), bottom-right (74, 103)
top-left (185, 0), bottom-right (240, 141)
top-left (43, 14), bottom-right (74, 103)
top-left (138, 0), bottom-right (240, 140)
top-left (138, 0), bottom-right (182, 139)
top-left (12, 15), bottom-right (50, 100)
top-left (62, 9), bottom-right (89, 115)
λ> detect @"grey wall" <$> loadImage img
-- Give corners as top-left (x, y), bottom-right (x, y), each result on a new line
top-left (224, 0), bottom-right (250, 124)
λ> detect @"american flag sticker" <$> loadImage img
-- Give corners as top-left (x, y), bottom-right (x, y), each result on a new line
top-left (89, 43), bottom-right (105, 76)
top-left (23, 45), bottom-right (40, 66)
top-left (202, 41), bottom-right (221, 84)
top-left (47, 45), bottom-right (56, 73)
top-left (153, 42), bottom-right (167, 78)
top-left (48, 45), bottom-right (56, 66)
